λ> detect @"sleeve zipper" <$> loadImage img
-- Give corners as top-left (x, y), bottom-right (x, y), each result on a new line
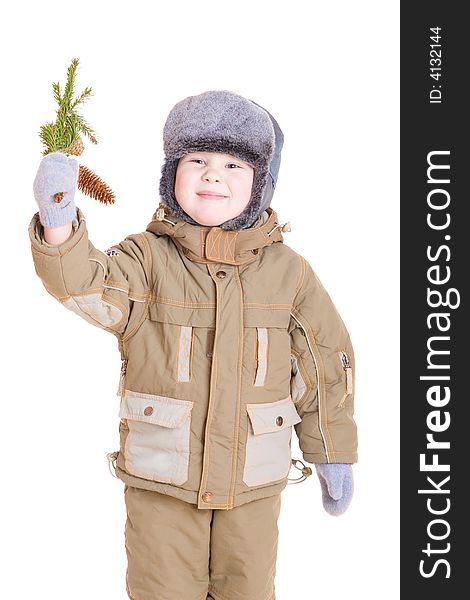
top-left (289, 311), bottom-right (331, 462)
top-left (338, 350), bottom-right (353, 408)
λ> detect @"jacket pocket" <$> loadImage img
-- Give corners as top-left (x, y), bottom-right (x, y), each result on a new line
top-left (243, 395), bottom-right (302, 487)
top-left (147, 303), bottom-right (216, 384)
top-left (244, 308), bottom-right (292, 389)
top-left (119, 390), bottom-right (194, 485)
top-left (337, 350), bottom-right (354, 408)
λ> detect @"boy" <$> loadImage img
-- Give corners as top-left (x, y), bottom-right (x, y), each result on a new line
top-left (30, 90), bottom-right (358, 600)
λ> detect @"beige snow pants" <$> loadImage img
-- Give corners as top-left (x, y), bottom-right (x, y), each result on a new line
top-left (124, 485), bottom-right (282, 600)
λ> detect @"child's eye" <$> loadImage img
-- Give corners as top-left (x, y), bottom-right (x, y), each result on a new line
top-left (227, 163), bottom-right (241, 169)
top-left (190, 159), bottom-right (205, 164)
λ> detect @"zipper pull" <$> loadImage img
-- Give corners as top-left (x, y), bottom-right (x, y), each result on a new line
top-left (338, 351), bottom-right (353, 407)
top-left (340, 350), bottom-right (351, 370)
top-left (117, 358), bottom-right (128, 396)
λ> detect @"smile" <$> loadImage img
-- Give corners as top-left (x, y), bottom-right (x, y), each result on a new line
top-left (196, 192), bottom-right (227, 200)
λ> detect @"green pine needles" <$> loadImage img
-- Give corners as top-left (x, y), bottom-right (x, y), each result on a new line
top-left (38, 57), bottom-right (98, 156)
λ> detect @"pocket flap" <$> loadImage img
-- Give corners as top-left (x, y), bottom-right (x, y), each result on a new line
top-left (243, 308), bottom-right (291, 329)
top-left (148, 303), bottom-right (216, 327)
top-left (246, 396), bottom-right (302, 435)
top-left (119, 390), bottom-right (194, 428)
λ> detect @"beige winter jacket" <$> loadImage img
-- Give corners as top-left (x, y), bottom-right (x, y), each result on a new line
top-left (29, 203), bottom-right (358, 510)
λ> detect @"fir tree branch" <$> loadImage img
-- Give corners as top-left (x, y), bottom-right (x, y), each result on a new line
top-left (39, 58), bottom-right (99, 153)
top-left (75, 113), bottom-right (98, 144)
top-left (52, 82), bottom-right (62, 106)
top-left (63, 57), bottom-right (79, 106)
top-left (39, 123), bottom-right (56, 154)
top-left (71, 86), bottom-right (93, 110)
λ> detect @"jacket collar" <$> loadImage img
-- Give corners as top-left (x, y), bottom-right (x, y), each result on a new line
top-left (146, 203), bottom-right (290, 265)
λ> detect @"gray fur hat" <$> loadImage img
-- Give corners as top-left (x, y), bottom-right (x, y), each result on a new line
top-left (158, 90), bottom-right (284, 231)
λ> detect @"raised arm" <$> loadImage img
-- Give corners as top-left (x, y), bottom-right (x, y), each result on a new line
top-left (30, 152), bottom-right (152, 339)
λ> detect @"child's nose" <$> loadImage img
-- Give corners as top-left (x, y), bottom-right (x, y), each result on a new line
top-left (202, 167), bottom-right (221, 183)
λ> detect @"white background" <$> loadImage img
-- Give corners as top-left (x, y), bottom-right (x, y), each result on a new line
top-left (2, 1), bottom-right (399, 598)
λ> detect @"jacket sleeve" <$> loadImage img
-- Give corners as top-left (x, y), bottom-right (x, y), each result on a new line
top-left (28, 206), bottom-right (152, 339)
top-left (289, 254), bottom-right (358, 464)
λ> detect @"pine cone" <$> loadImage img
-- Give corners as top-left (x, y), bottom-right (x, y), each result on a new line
top-left (78, 164), bottom-right (116, 205)
top-left (65, 136), bottom-right (85, 157)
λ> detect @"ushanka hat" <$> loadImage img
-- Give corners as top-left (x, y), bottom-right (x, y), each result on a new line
top-left (158, 90), bottom-right (284, 231)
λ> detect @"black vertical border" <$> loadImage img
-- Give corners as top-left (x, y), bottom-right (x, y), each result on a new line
top-left (401, 2), bottom-right (466, 597)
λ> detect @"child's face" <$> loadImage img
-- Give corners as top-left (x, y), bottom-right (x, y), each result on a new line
top-left (174, 152), bottom-right (254, 227)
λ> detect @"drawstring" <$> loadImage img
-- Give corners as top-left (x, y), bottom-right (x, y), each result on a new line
top-left (267, 221), bottom-right (291, 236)
top-left (287, 458), bottom-right (313, 484)
top-left (106, 451), bottom-right (119, 478)
top-left (107, 451), bottom-right (310, 485)
top-left (155, 204), bottom-right (290, 235)
top-left (154, 206), bottom-right (177, 226)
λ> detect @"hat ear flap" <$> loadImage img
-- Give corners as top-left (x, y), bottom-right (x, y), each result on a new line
top-left (159, 158), bottom-right (200, 224)
top-left (218, 165), bottom-right (271, 231)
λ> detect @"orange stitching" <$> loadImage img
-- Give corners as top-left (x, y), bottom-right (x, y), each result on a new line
top-left (253, 328), bottom-right (257, 384)
top-left (244, 303), bottom-right (292, 308)
top-left (254, 328), bottom-right (268, 386)
top-left (214, 230), bottom-right (223, 257)
top-left (177, 325), bottom-right (182, 382)
top-left (225, 231), bottom-right (238, 261)
top-left (254, 328), bottom-right (259, 384)
top-left (65, 286), bottom-right (104, 296)
top-left (295, 307), bottom-right (335, 456)
top-left (104, 279), bottom-right (129, 289)
top-left (139, 232), bottom-right (154, 293)
top-left (176, 325), bottom-right (192, 382)
top-left (199, 264), bottom-right (218, 503)
top-left (292, 254), bottom-right (307, 305)
top-left (228, 266), bottom-right (243, 503)
top-left (292, 308), bottom-right (336, 461)
top-left (204, 350), bottom-right (216, 497)
top-left (189, 326), bottom-right (194, 381)
top-left (264, 328), bottom-right (269, 384)
top-left (150, 297), bottom-right (216, 307)
top-left (208, 229), bottom-right (222, 256)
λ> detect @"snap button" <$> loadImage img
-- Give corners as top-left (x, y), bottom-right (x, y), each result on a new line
top-left (143, 406), bottom-right (154, 416)
top-left (182, 247), bottom-right (189, 255)
top-left (216, 270), bottom-right (226, 279)
top-left (276, 416), bottom-right (284, 426)
top-left (202, 491), bottom-right (213, 502)
top-left (251, 248), bottom-right (258, 254)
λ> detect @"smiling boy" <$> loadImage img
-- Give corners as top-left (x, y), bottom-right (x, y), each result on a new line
top-left (174, 152), bottom-right (255, 227)
top-left (30, 90), bottom-right (358, 600)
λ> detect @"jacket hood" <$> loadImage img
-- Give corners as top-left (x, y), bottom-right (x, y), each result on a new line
top-left (146, 202), bottom-right (290, 266)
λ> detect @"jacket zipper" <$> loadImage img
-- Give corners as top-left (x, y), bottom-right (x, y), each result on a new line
top-left (117, 357), bottom-right (128, 397)
top-left (338, 350), bottom-right (353, 408)
top-left (290, 312), bottom-right (331, 462)
top-left (108, 354), bottom-right (129, 478)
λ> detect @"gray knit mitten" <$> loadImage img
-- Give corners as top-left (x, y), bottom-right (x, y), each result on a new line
top-left (315, 464), bottom-right (354, 516)
top-left (33, 151), bottom-right (79, 228)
